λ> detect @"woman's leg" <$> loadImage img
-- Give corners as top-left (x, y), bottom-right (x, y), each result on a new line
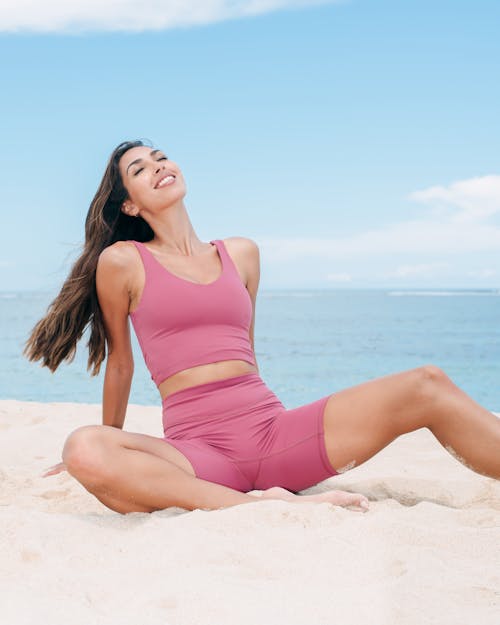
top-left (322, 364), bottom-right (500, 479)
top-left (62, 426), bottom-right (370, 513)
top-left (62, 426), bottom-right (259, 513)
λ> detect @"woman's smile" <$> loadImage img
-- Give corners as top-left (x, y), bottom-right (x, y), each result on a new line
top-left (155, 174), bottom-right (176, 189)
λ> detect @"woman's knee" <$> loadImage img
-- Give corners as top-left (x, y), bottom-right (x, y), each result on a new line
top-left (415, 364), bottom-right (453, 400)
top-left (62, 425), bottom-right (110, 481)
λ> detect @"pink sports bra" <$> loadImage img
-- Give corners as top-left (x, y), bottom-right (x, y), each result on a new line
top-left (129, 239), bottom-right (257, 386)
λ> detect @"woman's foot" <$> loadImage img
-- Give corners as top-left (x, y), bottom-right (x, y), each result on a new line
top-left (256, 486), bottom-right (370, 512)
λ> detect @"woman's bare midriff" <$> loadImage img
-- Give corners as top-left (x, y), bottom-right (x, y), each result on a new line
top-left (158, 360), bottom-right (259, 400)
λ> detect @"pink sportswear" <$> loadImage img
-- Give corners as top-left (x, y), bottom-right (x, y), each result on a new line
top-left (127, 237), bottom-right (339, 492)
top-left (129, 239), bottom-right (256, 386)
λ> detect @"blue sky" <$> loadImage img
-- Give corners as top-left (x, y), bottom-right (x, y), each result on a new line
top-left (1, 0), bottom-right (499, 291)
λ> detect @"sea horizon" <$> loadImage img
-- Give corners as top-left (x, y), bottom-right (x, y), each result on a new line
top-left (1, 287), bottom-right (498, 411)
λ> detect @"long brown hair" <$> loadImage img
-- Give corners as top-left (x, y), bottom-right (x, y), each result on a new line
top-left (24, 139), bottom-right (155, 376)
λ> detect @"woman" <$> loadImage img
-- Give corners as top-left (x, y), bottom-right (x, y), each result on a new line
top-left (25, 140), bottom-right (500, 515)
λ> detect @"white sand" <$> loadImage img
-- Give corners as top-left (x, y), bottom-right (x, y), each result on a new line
top-left (1, 399), bottom-right (499, 625)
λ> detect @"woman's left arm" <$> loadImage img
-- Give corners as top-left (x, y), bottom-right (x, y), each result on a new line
top-left (240, 237), bottom-right (261, 374)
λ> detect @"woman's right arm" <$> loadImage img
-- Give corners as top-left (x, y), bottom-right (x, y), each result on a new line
top-left (96, 243), bottom-right (136, 430)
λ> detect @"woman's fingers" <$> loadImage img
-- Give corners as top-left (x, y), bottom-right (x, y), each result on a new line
top-left (339, 491), bottom-right (370, 512)
top-left (41, 462), bottom-right (67, 477)
top-left (321, 490), bottom-right (370, 512)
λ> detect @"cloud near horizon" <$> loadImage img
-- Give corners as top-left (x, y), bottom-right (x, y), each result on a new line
top-left (408, 175), bottom-right (500, 223)
top-left (0, 0), bottom-right (340, 33)
top-left (258, 174), bottom-right (500, 283)
top-left (259, 218), bottom-right (500, 261)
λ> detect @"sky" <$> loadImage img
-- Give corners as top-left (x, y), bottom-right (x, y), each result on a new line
top-left (1, 0), bottom-right (499, 291)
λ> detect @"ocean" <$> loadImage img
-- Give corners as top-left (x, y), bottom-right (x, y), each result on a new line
top-left (1, 289), bottom-right (499, 411)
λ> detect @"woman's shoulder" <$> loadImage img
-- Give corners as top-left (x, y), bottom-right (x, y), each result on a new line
top-left (97, 240), bottom-right (141, 272)
top-left (222, 236), bottom-right (259, 254)
top-left (222, 237), bottom-right (260, 282)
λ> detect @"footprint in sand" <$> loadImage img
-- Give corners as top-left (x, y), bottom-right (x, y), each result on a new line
top-left (39, 488), bottom-right (71, 499)
top-left (470, 585), bottom-right (500, 600)
top-left (367, 482), bottom-right (458, 509)
top-left (21, 549), bottom-right (42, 563)
top-left (389, 559), bottom-right (408, 577)
top-left (157, 597), bottom-right (178, 610)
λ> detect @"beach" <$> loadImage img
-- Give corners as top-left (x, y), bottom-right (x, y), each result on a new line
top-left (3, 0), bottom-right (500, 620)
top-left (1, 399), bottom-right (499, 625)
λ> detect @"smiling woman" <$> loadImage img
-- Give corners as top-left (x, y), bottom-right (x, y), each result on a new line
top-left (23, 138), bottom-right (371, 515)
top-left (23, 138), bottom-right (500, 517)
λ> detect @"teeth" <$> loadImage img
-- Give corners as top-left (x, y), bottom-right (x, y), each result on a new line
top-left (157, 175), bottom-right (175, 188)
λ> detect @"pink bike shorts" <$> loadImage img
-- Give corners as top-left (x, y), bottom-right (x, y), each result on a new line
top-left (162, 372), bottom-right (338, 493)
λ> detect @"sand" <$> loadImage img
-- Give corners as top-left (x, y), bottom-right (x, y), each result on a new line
top-left (0, 399), bottom-right (499, 625)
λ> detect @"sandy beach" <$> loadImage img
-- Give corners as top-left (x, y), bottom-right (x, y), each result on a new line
top-left (1, 399), bottom-right (499, 625)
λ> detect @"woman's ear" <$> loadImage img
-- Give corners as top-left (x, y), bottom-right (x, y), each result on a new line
top-left (121, 200), bottom-right (139, 217)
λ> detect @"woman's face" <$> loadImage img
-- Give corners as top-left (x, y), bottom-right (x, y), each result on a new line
top-left (118, 146), bottom-right (186, 216)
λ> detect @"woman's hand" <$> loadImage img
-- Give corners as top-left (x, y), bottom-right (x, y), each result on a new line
top-left (41, 462), bottom-right (67, 477)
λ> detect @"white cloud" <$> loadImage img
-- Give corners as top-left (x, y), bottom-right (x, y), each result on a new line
top-left (466, 268), bottom-right (497, 278)
top-left (258, 219), bottom-right (500, 261)
top-left (0, 0), bottom-right (340, 33)
top-left (408, 175), bottom-right (500, 222)
top-left (254, 174), bottom-right (500, 286)
top-left (325, 272), bottom-right (352, 282)
top-left (258, 173), bottom-right (500, 265)
top-left (385, 262), bottom-right (449, 278)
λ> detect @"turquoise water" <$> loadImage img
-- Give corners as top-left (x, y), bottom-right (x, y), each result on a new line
top-left (1, 289), bottom-right (499, 411)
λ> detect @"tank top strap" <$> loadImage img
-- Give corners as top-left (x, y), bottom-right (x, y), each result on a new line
top-left (211, 239), bottom-right (239, 279)
top-left (129, 240), bottom-right (158, 273)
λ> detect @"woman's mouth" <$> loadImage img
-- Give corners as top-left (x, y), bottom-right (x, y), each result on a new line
top-left (155, 175), bottom-right (176, 189)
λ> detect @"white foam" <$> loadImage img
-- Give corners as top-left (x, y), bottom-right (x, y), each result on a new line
top-left (387, 290), bottom-right (499, 297)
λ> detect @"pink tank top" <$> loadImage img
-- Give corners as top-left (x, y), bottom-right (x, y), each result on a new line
top-left (129, 239), bottom-right (257, 386)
